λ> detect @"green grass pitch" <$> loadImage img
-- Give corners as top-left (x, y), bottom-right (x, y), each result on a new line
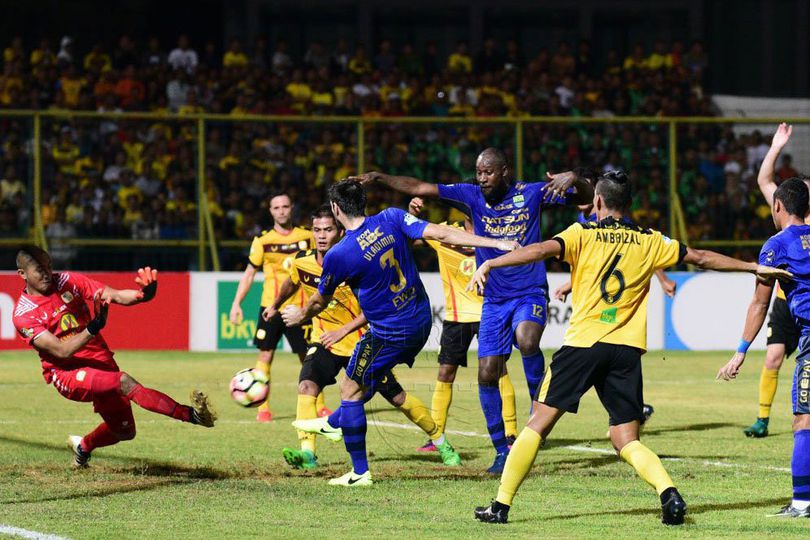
top-left (0, 349), bottom-right (806, 539)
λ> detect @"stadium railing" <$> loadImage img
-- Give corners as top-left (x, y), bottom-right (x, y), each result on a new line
top-left (3, 110), bottom-right (808, 270)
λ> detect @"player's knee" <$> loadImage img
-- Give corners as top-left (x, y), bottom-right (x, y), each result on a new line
top-left (116, 425), bottom-right (136, 441)
top-left (478, 362), bottom-right (502, 385)
top-left (340, 377), bottom-right (363, 400)
top-left (386, 390), bottom-right (406, 407)
top-left (793, 414), bottom-right (810, 432)
top-left (298, 380), bottom-right (320, 396)
top-left (118, 373), bottom-right (138, 395)
top-left (764, 354), bottom-right (784, 370)
top-left (438, 365), bottom-right (457, 383)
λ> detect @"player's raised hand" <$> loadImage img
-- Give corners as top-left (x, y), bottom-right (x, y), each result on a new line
top-left (87, 293), bottom-right (110, 336)
top-left (771, 123), bottom-right (792, 150)
top-left (229, 304), bottom-right (243, 325)
top-left (408, 197), bottom-right (424, 216)
top-left (467, 261), bottom-right (491, 294)
top-left (755, 265), bottom-right (793, 283)
top-left (281, 305), bottom-right (305, 327)
top-left (134, 266), bottom-right (158, 302)
top-left (717, 352), bottom-right (746, 381)
top-left (348, 172), bottom-right (383, 185)
top-left (541, 171), bottom-right (576, 202)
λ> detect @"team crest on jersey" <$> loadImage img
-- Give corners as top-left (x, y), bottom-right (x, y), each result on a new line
top-left (20, 327), bottom-right (33, 338)
top-left (458, 257), bottom-right (476, 277)
top-left (513, 195), bottom-right (525, 208)
top-left (61, 291), bottom-right (74, 303)
top-left (298, 240), bottom-right (308, 250)
top-left (59, 313), bottom-right (80, 332)
top-left (404, 213), bottom-right (419, 226)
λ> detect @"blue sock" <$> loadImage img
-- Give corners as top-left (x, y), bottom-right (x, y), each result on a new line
top-left (327, 406), bottom-right (341, 429)
top-left (522, 351), bottom-right (545, 403)
top-left (340, 400), bottom-right (369, 474)
top-left (479, 384), bottom-right (509, 453)
top-left (793, 429), bottom-right (810, 502)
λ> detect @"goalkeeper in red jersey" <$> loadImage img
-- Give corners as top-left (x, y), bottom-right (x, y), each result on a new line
top-left (11, 245), bottom-right (216, 468)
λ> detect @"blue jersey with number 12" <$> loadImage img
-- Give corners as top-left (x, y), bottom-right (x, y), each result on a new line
top-left (318, 207), bottom-right (432, 342)
top-left (438, 181), bottom-right (570, 300)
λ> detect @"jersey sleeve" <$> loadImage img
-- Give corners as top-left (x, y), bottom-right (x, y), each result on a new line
top-left (13, 311), bottom-right (48, 345)
top-left (248, 237), bottom-right (263, 268)
top-left (438, 183), bottom-right (475, 210)
top-left (319, 250), bottom-right (347, 297)
top-left (66, 272), bottom-right (106, 301)
top-left (552, 223), bottom-right (583, 266)
top-left (652, 232), bottom-right (686, 269)
top-left (758, 237), bottom-right (782, 268)
top-left (385, 207), bottom-right (429, 240)
top-left (288, 257), bottom-right (301, 286)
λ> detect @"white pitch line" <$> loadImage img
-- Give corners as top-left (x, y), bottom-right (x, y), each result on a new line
top-left (367, 420), bottom-right (792, 473)
top-left (0, 525), bottom-right (71, 540)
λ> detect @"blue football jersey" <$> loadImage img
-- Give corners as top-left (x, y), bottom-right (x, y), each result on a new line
top-left (759, 224), bottom-right (810, 333)
top-left (438, 181), bottom-right (570, 300)
top-left (318, 207), bottom-right (432, 342)
top-left (577, 211), bottom-right (596, 224)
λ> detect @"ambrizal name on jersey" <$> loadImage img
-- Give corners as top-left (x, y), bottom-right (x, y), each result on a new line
top-left (594, 230), bottom-right (641, 245)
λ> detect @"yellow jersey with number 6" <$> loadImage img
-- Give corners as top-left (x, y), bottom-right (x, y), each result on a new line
top-left (553, 217), bottom-right (685, 352)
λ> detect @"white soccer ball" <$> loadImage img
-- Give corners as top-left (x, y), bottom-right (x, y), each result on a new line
top-left (229, 368), bottom-right (269, 408)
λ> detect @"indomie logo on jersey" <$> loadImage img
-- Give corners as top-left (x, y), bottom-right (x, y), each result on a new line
top-left (59, 313), bottom-right (80, 332)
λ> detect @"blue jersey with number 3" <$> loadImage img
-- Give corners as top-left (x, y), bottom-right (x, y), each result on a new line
top-left (759, 224), bottom-right (810, 333)
top-left (319, 208), bottom-right (432, 342)
top-left (438, 181), bottom-right (570, 300)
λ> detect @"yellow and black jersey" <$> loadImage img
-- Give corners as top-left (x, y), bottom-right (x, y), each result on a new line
top-left (553, 217), bottom-right (686, 352)
top-left (248, 227), bottom-right (314, 308)
top-left (425, 222), bottom-right (482, 323)
top-left (289, 249), bottom-right (364, 357)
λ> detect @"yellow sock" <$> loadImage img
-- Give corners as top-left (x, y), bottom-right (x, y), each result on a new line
top-left (296, 394), bottom-right (317, 453)
top-left (400, 393), bottom-right (441, 440)
top-left (496, 427), bottom-right (542, 506)
top-left (315, 391), bottom-right (326, 413)
top-left (758, 367), bottom-right (779, 419)
top-left (255, 359), bottom-right (272, 410)
top-left (619, 440), bottom-right (674, 495)
top-left (499, 373), bottom-right (517, 438)
top-left (431, 381), bottom-right (453, 435)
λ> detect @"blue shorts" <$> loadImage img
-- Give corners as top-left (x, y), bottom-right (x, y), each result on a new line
top-left (346, 323), bottom-right (430, 391)
top-left (478, 293), bottom-right (548, 358)
top-left (794, 335), bottom-right (810, 414)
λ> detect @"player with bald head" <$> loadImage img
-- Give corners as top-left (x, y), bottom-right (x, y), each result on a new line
top-left (352, 148), bottom-right (594, 473)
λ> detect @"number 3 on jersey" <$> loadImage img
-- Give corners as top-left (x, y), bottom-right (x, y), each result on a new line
top-left (380, 249), bottom-right (407, 292)
top-left (600, 254), bottom-right (626, 304)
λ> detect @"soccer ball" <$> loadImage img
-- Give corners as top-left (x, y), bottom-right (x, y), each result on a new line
top-left (229, 368), bottom-right (269, 407)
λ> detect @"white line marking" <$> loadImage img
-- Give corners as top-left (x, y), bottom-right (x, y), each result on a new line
top-left (367, 420), bottom-right (792, 473)
top-left (0, 525), bottom-right (71, 540)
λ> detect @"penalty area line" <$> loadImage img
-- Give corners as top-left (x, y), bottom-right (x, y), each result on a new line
top-left (0, 525), bottom-right (71, 540)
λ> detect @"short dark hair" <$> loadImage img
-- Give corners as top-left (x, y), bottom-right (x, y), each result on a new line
top-left (328, 179), bottom-right (367, 218)
top-left (573, 166), bottom-right (599, 186)
top-left (16, 244), bottom-right (51, 270)
top-left (595, 169), bottom-right (632, 211)
top-left (477, 147), bottom-right (508, 169)
top-left (269, 192), bottom-right (292, 204)
top-left (311, 203), bottom-right (340, 227)
top-left (774, 177), bottom-right (809, 217)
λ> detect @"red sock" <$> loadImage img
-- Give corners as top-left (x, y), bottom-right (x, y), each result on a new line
top-left (126, 384), bottom-right (191, 422)
top-left (82, 423), bottom-right (120, 452)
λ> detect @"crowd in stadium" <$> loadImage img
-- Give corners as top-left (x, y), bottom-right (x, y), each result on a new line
top-left (0, 34), bottom-right (788, 268)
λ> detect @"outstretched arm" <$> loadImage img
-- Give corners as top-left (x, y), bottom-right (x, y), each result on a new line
top-left (717, 280), bottom-right (773, 381)
top-left (467, 239), bottom-right (562, 293)
top-left (350, 172), bottom-right (440, 198)
top-left (102, 267), bottom-right (158, 306)
top-left (422, 223), bottom-right (518, 251)
top-left (757, 123), bottom-right (792, 208)
top-left (682, 247), bottom-right (791, 280)
top-left (32, 299), bottom-right (109, 360)
top-left (542, 171), bottom-right (595, 205)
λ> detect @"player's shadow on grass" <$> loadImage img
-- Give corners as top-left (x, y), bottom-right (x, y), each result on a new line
top-left (539, 496), bottom-right (787, 523)
top-left (642, 422), bottom-right (736, 436)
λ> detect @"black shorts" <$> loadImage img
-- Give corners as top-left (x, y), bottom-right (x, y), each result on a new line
top-left (438, 321), bottom-right (479, 367)
top-left (254, 308), bottom-right (310, 353)
top-left (537, 342), bottom-right (644, 426)
top-left (298, 343), bottom-right (404, 400)
top-left (767, 296), bottom-right (800, 356)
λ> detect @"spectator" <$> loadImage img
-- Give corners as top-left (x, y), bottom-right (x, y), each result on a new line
top-left (447, 41), bottom-right (472, 73)
top-left (0, 165), bottom-right (24, 201)
top-left (168, 34), bottom-right (198, 73)
top-left (304, 41), bottom-right (330, 70)
top-left (83, 43), bottom-right (112, 73)
top-left (144, 36), bottom-right (165, 66)
top-left (166, 69), bottom-right (190, 112)
top-left (113, 34), bottom-right (140, 69)
top-left (374, 39), bottom-right (396, 74)
top-left (332, 38), bottom-right (350, 74)
top-left (30, 38), bottom-right (57, 72)
top-left (115, 65), bottom-right (146, 109)
top-left (550, 41), bottom-right (575, 78)
top-left (271, 39), bottom-right (292, 74)
top-left (223, 39), bottom-right (249, 68)
top-left (56, 36), bottom-right (74, 67)
top-left (476, 37), bottom-right (502, 75)
top-left (348, 44), bottom-right (371, 76)
top-left (776, 153), bottom-right (800, 181)
top-left (648, 40), bottom-right (673, 70)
